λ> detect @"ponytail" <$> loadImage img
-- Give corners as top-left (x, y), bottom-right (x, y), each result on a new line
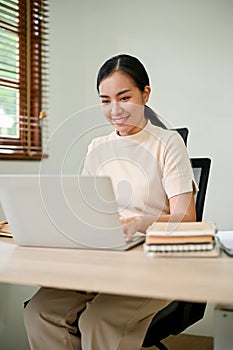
top-left (144, 105), bottom-right (167, 129)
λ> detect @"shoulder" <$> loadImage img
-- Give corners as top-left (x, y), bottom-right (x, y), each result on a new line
top-left (146, 121), bottom-right (183, 147)
top-left (87, 132), bottom-right (115, 151)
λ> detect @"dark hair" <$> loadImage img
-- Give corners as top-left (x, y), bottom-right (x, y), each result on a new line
top-left (97, 54), bottom-right (167, 129)
top-left (96, 54), bottom-right (150, 93)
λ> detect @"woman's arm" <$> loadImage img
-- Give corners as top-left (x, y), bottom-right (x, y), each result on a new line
top-left (121, 191), bottom-right (196, 241)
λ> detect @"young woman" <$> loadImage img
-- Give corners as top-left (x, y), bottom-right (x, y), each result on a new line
top-left (24, 54), bottom-right (196, 350)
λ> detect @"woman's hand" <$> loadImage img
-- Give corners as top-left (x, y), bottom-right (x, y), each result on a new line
top-left (120, 192), bottom-right (196, 241)
top-left (120, 216), bottom-right (143, 242)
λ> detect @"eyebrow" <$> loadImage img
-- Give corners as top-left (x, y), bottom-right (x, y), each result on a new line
top-left (99, 89), bottom-right (132, 98)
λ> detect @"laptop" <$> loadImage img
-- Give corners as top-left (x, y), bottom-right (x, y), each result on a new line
top-left (0, 175), bottom-right (145, 250)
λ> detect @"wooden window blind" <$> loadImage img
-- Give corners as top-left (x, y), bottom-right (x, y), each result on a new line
top-left (0, 0), bottom-right (49, 160)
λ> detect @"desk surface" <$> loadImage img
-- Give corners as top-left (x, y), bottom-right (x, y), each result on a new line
top-left (0, 238), bottom-right (233, 304)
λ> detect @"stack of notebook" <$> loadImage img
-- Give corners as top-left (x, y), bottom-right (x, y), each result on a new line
top-left (144, 221), bottom-right (220, 257)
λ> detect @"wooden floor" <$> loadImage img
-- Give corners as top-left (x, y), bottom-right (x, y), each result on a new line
top-left (142, 334), bottom-right (213, 350)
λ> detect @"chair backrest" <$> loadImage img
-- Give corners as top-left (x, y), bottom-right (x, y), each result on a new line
top-left (191, 158), bottom-right (211, 222)
top-left (172, 127), bottom-right (189, 146)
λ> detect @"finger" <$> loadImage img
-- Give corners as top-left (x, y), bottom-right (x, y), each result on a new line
top-left (124, 226), bottom-right (134, 242)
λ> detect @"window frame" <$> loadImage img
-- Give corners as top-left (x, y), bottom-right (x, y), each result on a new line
top-left (0, 0), bottom-right (48, 160)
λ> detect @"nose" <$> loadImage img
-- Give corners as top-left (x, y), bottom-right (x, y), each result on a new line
top-left (111, 102), bottom-right (123, 116)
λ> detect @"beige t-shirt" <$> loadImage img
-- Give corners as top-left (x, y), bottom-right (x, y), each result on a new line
top-left (82, 121), bottom-right (196, 219)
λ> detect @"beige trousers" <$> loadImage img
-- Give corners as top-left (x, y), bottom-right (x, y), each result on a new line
top-left (24, 287), bottom-right (170, 350)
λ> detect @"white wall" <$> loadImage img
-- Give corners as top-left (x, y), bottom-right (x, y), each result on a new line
top-left (0, 0), bottom-right (233, 348)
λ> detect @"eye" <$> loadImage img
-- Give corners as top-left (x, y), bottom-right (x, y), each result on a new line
top-left (101, 99), bottom-right (111, 104)
top-left (120, 96), bottom-right (130, 102)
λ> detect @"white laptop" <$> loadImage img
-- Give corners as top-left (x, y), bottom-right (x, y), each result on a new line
top-left (0, 175), bottom-right (145, 250)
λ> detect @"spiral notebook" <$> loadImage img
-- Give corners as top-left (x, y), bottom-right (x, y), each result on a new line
top-left (143, 240), bottom-right (220, 257)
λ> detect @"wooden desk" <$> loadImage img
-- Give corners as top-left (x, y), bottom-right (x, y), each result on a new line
top-left (0, 237), bottom-right (233, 304)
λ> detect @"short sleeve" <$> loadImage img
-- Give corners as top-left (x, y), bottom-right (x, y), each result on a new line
top-left (162, 133), bottom-right (198, 198)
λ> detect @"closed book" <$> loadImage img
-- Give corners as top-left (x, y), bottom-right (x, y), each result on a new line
top-left (146, 221), bottom-right (216, 245)
top-left (146, 234), bottom-right (214, 244)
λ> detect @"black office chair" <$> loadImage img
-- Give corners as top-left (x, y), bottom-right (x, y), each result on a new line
top-left (142, 157), bottom-right (212, 350)
top-left (191, 158), bottom-right (211, 222)
top-left (172, 127), bottom-right (189, 146)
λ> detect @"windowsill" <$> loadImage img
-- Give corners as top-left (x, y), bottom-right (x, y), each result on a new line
top-left (0, 153), bottom-right (48, 160)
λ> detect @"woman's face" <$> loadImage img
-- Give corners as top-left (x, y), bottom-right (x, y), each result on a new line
top-left (98, 71), bottom-right (150, 136)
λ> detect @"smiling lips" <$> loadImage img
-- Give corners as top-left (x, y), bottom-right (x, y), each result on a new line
top-left (111, 115), bottom-right (130, 125)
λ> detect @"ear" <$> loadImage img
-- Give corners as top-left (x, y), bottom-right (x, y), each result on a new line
top-left (143, 85), bottom-right (151, 104)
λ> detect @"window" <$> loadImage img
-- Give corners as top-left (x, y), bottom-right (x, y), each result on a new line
top-left (0, 0), bottom-right (48, 160)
